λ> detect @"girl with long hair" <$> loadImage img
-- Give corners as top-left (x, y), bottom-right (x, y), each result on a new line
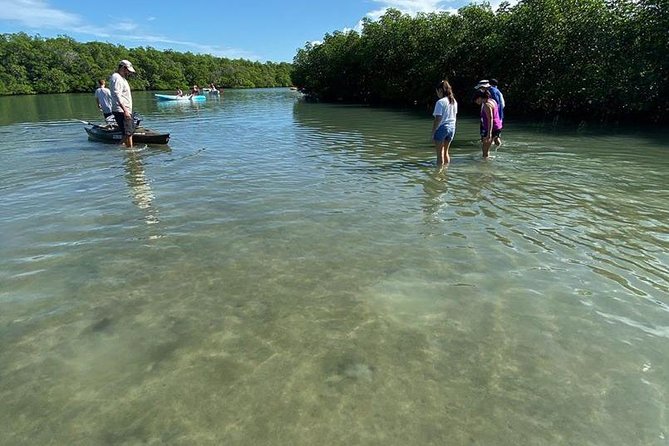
top-left (431, 80), bottom-right (458, 165)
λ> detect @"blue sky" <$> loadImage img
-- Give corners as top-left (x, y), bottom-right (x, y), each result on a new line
top-left (0, 0), bottom-right (514, 62)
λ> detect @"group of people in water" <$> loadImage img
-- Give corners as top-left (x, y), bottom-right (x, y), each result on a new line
top-left (94, 59), bottom-right (137, 148)
top-left (94, 59), bottom-right (220, 148)
top-left (431, 78), bottom-right (505, 165)
top-left (95, 58), bottom-right (502, 158)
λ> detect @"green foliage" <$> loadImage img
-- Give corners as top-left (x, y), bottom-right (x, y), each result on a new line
top-left (0, 33), bottom-right (294, 95)
top-left (292, 1), bottom-right (669, 122)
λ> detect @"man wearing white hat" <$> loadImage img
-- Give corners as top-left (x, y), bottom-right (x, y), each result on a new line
top-left (475, 79), bottom-right (491, 90)
top-left (475, 79), bottom-right (504, 146)
top-left (110, 59), bottom-right (136, 147)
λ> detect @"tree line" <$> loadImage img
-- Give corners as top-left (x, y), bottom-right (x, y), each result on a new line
top-left (291, 0), bottom-right (668, 123)
top-left (0, 32), bottom-right (293, 95)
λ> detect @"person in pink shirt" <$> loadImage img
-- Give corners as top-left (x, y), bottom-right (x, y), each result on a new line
top-left (473, 89), bottom-right (502, 159)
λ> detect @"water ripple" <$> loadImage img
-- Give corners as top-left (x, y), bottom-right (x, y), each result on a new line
top-left (1, 89), bottom-right (668, 445)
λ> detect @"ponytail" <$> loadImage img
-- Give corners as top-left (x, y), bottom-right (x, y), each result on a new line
top-left (437, 80), bottom-right (456, 105)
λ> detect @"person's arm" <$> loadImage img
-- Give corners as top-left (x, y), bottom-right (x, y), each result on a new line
top-left (431, 100), bottom-right (444, 138)
top-left (432, 115), bottom-right (442, 138)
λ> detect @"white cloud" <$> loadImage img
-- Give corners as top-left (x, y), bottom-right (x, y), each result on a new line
top-left (0, 0), bottom-right (81, 28)
top-left (487, 0), bottom-right (521, 11)
top-left (350, 0), bottom-right (520, 35)
top-left (366, 0), bottom-right (455, 21)
top-left (115, 21), bottom-right (139, 32)
top-left (0, 0), bottom-right (259, 59)
top-left (363, 0), bottom-right (519, 22)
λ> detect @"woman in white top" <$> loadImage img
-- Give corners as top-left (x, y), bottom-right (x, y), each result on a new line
top-left (431, 80), bottom-right (458, 165)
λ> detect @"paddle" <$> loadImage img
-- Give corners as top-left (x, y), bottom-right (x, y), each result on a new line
top-left (75, 115), bottom-right (120, 127)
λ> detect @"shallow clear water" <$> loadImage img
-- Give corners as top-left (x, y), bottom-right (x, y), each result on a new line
top-left (1, 89), bottom-right (668, 445)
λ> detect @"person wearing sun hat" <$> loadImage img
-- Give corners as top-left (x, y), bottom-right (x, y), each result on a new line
top-left (474, 80), bottom-right (492, 147)
top-left (110, 59), bottom-right (136, 147)
top-left (475, 78), bottom-right (504, 146)
top-left (475, 79), bottom-right (491, 90)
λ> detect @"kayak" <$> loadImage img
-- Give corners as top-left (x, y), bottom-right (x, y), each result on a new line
top-left (155, 93), bottom-right (207, 101)
top-left (84, 123), bottom-right (170, 145)
top-left (155, 94), bottom-right (206, 102)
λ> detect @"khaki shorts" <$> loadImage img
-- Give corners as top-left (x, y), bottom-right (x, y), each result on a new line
top-left (113, 112), bottom-right (136, 136)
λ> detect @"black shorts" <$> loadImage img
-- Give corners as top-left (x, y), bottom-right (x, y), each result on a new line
top-left (113, 112), bottom-right (136, 136)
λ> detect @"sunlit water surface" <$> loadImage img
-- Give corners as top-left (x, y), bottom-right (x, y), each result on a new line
top-left (1, 89), bottom-right (668, 445)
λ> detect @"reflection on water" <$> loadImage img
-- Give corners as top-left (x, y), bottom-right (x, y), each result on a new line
top-left (0, 90), bottom-right (668, 445)
top-left (123, 148), bottom-right (160, 226)
top-left (420, 166), bottom-right (449, 227)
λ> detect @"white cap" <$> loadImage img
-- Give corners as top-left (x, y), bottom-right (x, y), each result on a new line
top-left (119, 59), bottom-right (136, 73)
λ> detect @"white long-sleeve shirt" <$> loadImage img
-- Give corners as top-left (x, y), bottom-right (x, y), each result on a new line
top-left (110, 72), bottom-right (132, 114)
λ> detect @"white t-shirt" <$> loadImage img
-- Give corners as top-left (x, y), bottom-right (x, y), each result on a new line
top-left (109, 72), bottom-right (132, 113)
top-left (94, 87), bottom-right (112, 114)
top-left (432, 97), bottom-right (457, 127)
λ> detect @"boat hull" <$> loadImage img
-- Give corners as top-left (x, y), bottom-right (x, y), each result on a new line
top-left (155, 94), bottom-right (206, 102)
top-left (85, 125), bottom-right (170, 145)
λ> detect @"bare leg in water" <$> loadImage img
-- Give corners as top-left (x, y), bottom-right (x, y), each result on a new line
top-left (434, 140), bottom-right (451, 165)
top-left (481, 136), bottom-right (493, 158)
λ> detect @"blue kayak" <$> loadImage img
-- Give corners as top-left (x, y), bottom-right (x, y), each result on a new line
top-left (155, 94), bottom-right (207, 102)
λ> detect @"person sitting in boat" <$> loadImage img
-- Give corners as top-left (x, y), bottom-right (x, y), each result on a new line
top-left (209, 83), bottom-right (218, 92)
top-left (176, 88), bottom-right (183, 97)
top-left (190, 85), bottom-right (200, 96)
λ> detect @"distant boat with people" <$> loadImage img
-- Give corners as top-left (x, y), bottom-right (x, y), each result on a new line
top-left (201, 87), bottom-right (220, 95)
top-left (155, 93), bottom-right (206, 102)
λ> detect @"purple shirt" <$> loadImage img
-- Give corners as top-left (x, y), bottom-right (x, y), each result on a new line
top-left (481, 99), bottom-right (502, 134)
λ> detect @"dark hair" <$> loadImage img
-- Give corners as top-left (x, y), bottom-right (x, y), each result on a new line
top-left (490, 79), bottom-right (498, 86)
top-left (436, 80), bottom-right (456, 105)
top-left (472, 89), bottom-right (490, 101)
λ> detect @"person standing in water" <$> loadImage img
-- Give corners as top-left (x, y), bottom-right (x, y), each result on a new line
top-left (94, 79), bottom-right (113, 121)
top-left (489, 79), bottom-right (505, 145)
top-left (473, 89), bottom-right (502, 159)
top-left (431, 80), bottom-right (458, 165)
top-left (110, 59), bottom-right (135, 148)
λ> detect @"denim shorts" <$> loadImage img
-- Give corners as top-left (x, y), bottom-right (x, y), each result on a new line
top-left (433, 124), bottom-right (455, 142)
